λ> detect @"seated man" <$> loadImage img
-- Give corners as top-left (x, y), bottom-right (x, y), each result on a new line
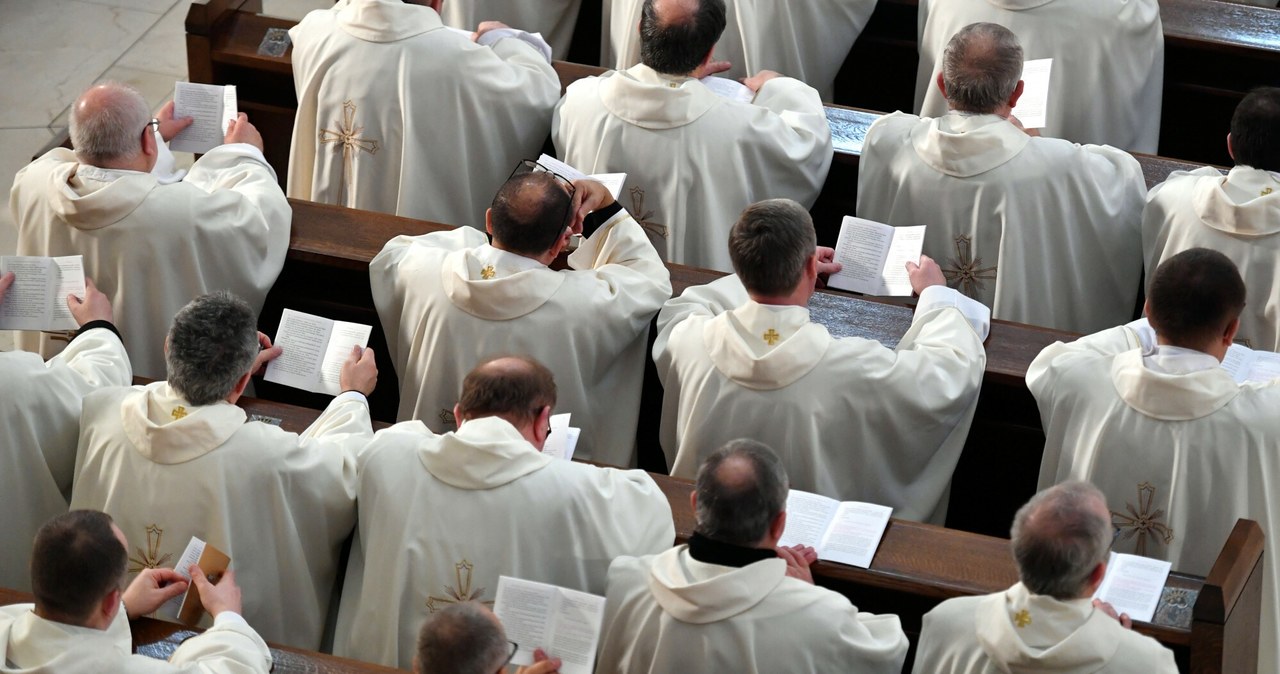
top-left (415, 602), bottom-right (560, 674)
top-left (70, 291), bottom-right (378, 650)
top-left (289, 0), bottom-right (559, 227)
top-left (597, 439), bottom-right (909, 672)
top-left (1144, 87), bottom-right (1280, 350)
top-left (913, 482), bottom-right (1178, 673)
top-left (442, 0), bottom-right (580, 59)
top-left (1030, 248), bottom-right (1280, 672)
top-left (655, 199), bottom-right (988, 523)
top-left (11, 82), bottom-right (290, 378)
top-left (334, 356), bottom-right (674, 669)
top-left (859, 23), bottom-right (1145, 334)
top-left (554, 0), bottom-right (831, 270)
top-left (0, 510), bottom-right (271, 673)
top-left (915, 0), bottom-right (1162, 153)
top-left (370, 171), bottom-right (669, 465)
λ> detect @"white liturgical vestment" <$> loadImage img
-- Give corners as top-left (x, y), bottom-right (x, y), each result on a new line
top-left (858, 112), bottom-right (1145, 334)
top-left (0, 604), bottom-right (271, 674)
top-left (655, 278), bottom-right (988, 523)
top-left (69, 383), bottom-right (374, 650)
top-left (10, 146), bottom-right (290, 379)
top-left (915, 0), bottom-right (1163, 153)
top-left (597, 546), bottom-right (908, 673)
top-left (369, 209), bottom-right (670, 466)
top-left (0, 327), bottom-right (131, 592)
top-left (441, 0), bottom-right (579, 58)
top-left (1029, 324), bottom-right (1280, 672)
top-left (1143, 165), bottom-right (1280, 350)
top-left (333, 416), bottom-right (675, 669)
top-left (553, 64), bottom-right (831, 270)
top-left (289, 0), bottom-right (559, 228)
top-left (913, 583), bottom-right (1177, 673)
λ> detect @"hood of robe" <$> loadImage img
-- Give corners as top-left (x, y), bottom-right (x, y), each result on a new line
top-left (911, 113), bottom-right (1031, 178)
top-left (337, 0), bottom-right (444, 42)
top-left (703, 301), bottom-right (831, 390)
top-left (985, 0), bottom-right (1058, 9)
top-left (0, 604), bottom-right (132, 673)
top-left (976, 583), bottom-right (1120, 672)
top-left (1193, 166), bottom-right (1280, 237)
top-left (441, 248), bottom-right (566, 320)
top-left (418, 416), bottom-right (553, 490)
top-left (1111, 349), bottom-right (1240, 421)
top-left (646, 546), bottom-right (788, 624)
top-left (598, 64), bottom-right (723, 130)
top-left (34, 149), bottom-right (156, 231)
top-left (121, 381), bottom-right (246, 464)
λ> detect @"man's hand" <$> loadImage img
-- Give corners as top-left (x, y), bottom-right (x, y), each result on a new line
top-left (224, 113), bottom-right (264, 151)
top-left (743, 70), bottom-right (782, 93)
top-left (250, 332), bottom-right (283, 376)
top-left (906, 255), bottom-right (947, 296)
top-left (0, 271), bottom-right (13, 305)
top-left (776, 544), bottom-right (817, 584)
top-left (475, 21), bottom-right (511, 40)
top-left (568, 179), bottom-right (617, 236)
top-left (1092, 599), bottom-right (1133, 629)
top-left (1007, 114), bottom-right (1041, 138)
top-left (340, 346), bottom-right (378, 395)
top-left (122, 567), bottom-right (189, 619)
top-left (190, 565), bottom-right (243, 618)
top-left (515, 648), bottom-right (562, 674)
top-left (155, 100), bottom-right (194, 142)
top-left (690, 59), bottom-right (732, 80)
top-left (67, 278), bottom-right (114, 326)
top-left (816, 246), bottom-right (842, 276)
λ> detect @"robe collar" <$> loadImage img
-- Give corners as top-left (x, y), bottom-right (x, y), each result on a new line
top-left (472, 244), bottom-right (547, 277)
top-left (337, 0), bottom-right (445, 42)
top-left (704, 301), bottom-right (831, 390)
top-left (976, 583), bottom-right (1119, 671)
top-left (121, 381), bottom-right (246, 464)
top-left (598, 64), bottom-right (723, 130)
top-left (986, 0), bottom-right (1058, 8)
top-left (646, 545), bottom-right (788, 624)
top-left (1192, 165), bottom-right (1280, 237)
top-left (40, 148), bottom-right (157, 231)
top-left (0, 603), bottom-right (132, 668)
top-left (1142, 345), bottom-right (1220, 376)
top-left (417, 416), bottom-right (553, 490)
top-left (1111, 349), bottom-right (1240, 421)
top-left (687, 533), bottom-right (777, 568)
top-left (441, 248), bottom-right (566, 320)
top-left (911, 112), bottom-right (1031, 178)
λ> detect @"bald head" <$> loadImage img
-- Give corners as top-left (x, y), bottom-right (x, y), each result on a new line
top-left (455, 356), bottom-right (557, 428)
top-left (942, 23), bottom-right (1024, 114)
top-left (694, 439), bottom-right (789, 546)
top-left (639, 0), bottom-right (727, 75)
top-left (416, 602), bottom-right (510, 674)
top-left (489, 172), bottom-right (573, 256)
top-left (1011, 482), bottom-right (1112, 600)
top-left (69, 83), bottom-right (152, 166)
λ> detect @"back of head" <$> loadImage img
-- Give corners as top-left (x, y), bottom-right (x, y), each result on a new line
top-left (639, 0), bottom-right (728, 75)
top-left (31, 510), bottom-right (128, 624)
top-left (456, 356), bottom-right (557, 428)
top-left (942, 23), bottom-right (1024, 114)
top-left (416, 602), bottom-right (510, 674)
top-left (1147, 248), bottom-right (1246, 349)
top-left (166, 291), bottom-right (260, 406)
top-left (1010, 482), bottom-right (1111, 600)
top-left (1230, 87), bottom-right (1280, 172)
top-left (69, 82), bottom-right (151, 166)
top-left (489, 173), bottom-right (573, 256)
top-left (728, 199), bottom-right (816, 297)
top-left (695, 439), bottom-right (789, 546)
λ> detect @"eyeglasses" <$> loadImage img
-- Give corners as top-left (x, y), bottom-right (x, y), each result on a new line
top-left (504, 640), bottom-right (519, 667)
top-left (505, 159), bottom-right (576, 247)
top-left (145, 118), bottom-right (160, 134)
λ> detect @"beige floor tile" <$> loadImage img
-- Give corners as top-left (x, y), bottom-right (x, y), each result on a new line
top-left (76, 0), bottom-right (180, 13)
top-left (0, 332), bottom-right (14, 352)
top-left (0, 128), bottom-right (56, 257)
top-left (49, 65), bottom-right (187, 132)
top-left (116, 0), bottom-right (190, 78)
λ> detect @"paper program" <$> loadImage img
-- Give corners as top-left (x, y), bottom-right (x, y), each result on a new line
top-left (170, 82), bottom-right (238, 154)
top-left (264, 309), bottom-right (372, 395)
top-left (1015, 58), bottom-right (1053, 130)
top-left (0, 255), bottom-right (85, 331)
top-left (494, 576), bottom-right (606, 674)
top-left (826, 217), bottom-right (925, 296)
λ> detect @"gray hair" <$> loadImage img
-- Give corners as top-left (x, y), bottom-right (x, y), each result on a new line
top-left (695, 439), bottom-right (789, 546)
top-left (942, 23), bottom-right (1024, 114)
top-left (69, 83), bottom-right (151, 166)
top-left (165, 291), bottom-right (260, 406)
top-left (416, 602), bottom-right (511, 674)
top-left (728, 199), bottom-right (817, 296)
top-left (1011, 481), bottom-right (1112, 600)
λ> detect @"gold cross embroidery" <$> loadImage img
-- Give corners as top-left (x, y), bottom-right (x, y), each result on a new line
top-left (763, 329), bottom-right (781, 346)
top-left (426, 560), bottom-right (492, 613)
top-left (319, 100), bottom-right (380, 208)
top-left (1112, 482), bottom-right (1175, 556)
top-left (171, 406), bottom-right (188, 420)
top-left (128, 524), bottom-right (173, 573)
top-left (629, 187), bottom-right (667, 240)
top-left (942, 235), bottom-right (997, 298)
top-left (1013, 609), bottom-right (1032, 628)
top-left (480, 265), bottom-right (497, 280)
top-left (1263, 187), bottom-right (1274, 196)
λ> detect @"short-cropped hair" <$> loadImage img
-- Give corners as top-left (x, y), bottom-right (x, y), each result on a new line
top-left (1230, 87), bottom-right (1280, 173)
top-left (1147, 248), bottom-right (1246, 348)
top-left (942, 23), bottom-right (1024, 114)
top-left (1011, 482), bottom-right (1112, 600)
top-left (69, 83), bottom-right (151, 166)
top-left (695, 439), bottom-right (789, 546)
top-left (489, 172), bottom-right (573, 256)
top-left (166, 291), bottom-right (260, 406)
top-left (456, 356), bottom-right (557, 427)
top-left (31, 510), bottom-right (127, 623)
top-left (416, 602), bottom-right (510, 674)
top-left (728, 199), bottom-right (816, 296)
top-left (639, 0), bottom-right (727, 75)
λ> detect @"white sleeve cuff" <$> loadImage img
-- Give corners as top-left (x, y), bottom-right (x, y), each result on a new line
top-left (212, 611), bottom-right (248, 628)
top-left (915, 285), bottom-right (992, 341)
top-left (477, 28), bottom-right (552, 62)
top-left (334, 390), bottom-right (369, 405)
top-left (1124, 317), bottom-right (1157, 352)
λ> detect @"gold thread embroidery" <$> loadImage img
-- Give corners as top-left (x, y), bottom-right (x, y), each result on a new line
top-left (942, 235), bottom-right (997, 298)
top-left (128, 524), bottom-right (173, 573)
top-left (763, 329), bottom-right (781, 346)
top-left (1014, 609), bottom-right (1032, 628)
top-left (480, 265), bottom-right (497, 280)
top-left (171, 406), bottom-right (188, 420)
top-left (319, 100), bottom-right (380, 208)
top-left (1111, 482), bottom-right (1175, 556)
top-left (426, 560), bottom-right (492, 612)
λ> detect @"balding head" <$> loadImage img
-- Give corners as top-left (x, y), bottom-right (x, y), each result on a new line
top-left (69, 82), bottom-right (152, 166)
top-left (455, 356), bottom-right (557, 430)
top-left (639, 0), bottom-right (727, 75)
top-left (1011, 482), bottom-right (1112, 600)
top-left (941, 23), bottom-right (1024, 114)
top-left (694, 439), bottom-right (789, 546)
top-left (415, 602), bottom-right (510, 674)
top-left (488, 172), bottom-right (573, 256)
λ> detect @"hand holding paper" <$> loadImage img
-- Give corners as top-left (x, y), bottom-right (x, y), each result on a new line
top-left (825, 217), bottom-right (926, 296)
top-left (122, 567), bottom-right (189, 619)
top-left (170, 82), bottom-right (238, 154)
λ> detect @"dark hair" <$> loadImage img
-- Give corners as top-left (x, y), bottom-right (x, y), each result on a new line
top-left (728, 199), bottom-right (816, 296)
top-left (1011, 482), bottom-right (1112, 600)
top-left (1147, 248), bottom-right (1246, 348)
top-left (416, 602), bottom-right (510, 674)
top-left (639, 0), bottom-right (727, 75)
top-left (166, 291), bottom-right (259, 406)
top-left (456, 356), bottom-right (557, 427)
top-left (31, 510), bottom-right (128, 623)
top-left (489, 173), bottom-right (573, 256)
top-left (695, 439), bottom-right (789, 546)
top-left (1230, 87), bottom-right (1280, 172)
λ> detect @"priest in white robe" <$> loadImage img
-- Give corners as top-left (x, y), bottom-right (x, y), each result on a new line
top-left (289, 0), bottom-right (559, 228)
top-left (598, 440), bottom-right (908, 673)
top-left (555, 0), bottom-right (831, 271)
top-left (333, 356), bottom-right (675, 669)
top-left (10, 83), bottom-right (290, 379)
top-left (915, 0), bottom-right (1163, 153)
top-left (370, 173), bottom-right (669, 466)
top-left (69, 292), bottom-right (379, 651)
top-left (0, 276), bottom-right (131, 592)
top-left (441, 0), bottom-right (581, 59)
top-left (1030, 249), bottom-right (1280, 673)
top-left (655, 200), bottom-right (988, 523)
top-left (1143, 88), bottom-right (1280, 350)
top-left (859, 23), bottom-right (1144, 334)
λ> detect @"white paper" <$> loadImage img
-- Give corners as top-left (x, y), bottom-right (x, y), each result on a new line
top-left (170, 82), bottom-right (238, 153)
top-left (817, 501), bottom-right (893, 568)
top-left (536, 154), bottom-right (627, 199)
top-left (264, 309), bottom-right (372, 395)
top-left (1015, 58), bottom-right (1053, 130)
top-left (50, 256), bottom-right (86, 329)
top-left (494, 576), bottom-right (606, 674)
top-left (1222, 343), bottom-right (1280, 384)
top-left (160, 536), bottom-right (206, 620)
top-left (826, 217), bottom-right (925, 296)
top-left (777, 490), bottom-right (840, 549)
top-left (0, 255), bottom-right (84, 331)
top-left (1092, 551), bottom-right (1171, 623)
top-left (317, 321), bottom-right (373, 395)
top-left (700, 76), bottom-right (755, 104)
top-left (542, 413), bottom-right (582, 461)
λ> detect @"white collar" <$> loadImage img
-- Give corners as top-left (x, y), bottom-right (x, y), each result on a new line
top-left (1142, 345), bottom-right (1221, 375)
top-left (473, 244), bottom-right (547, 277)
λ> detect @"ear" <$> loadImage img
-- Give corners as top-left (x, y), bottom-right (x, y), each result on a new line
top-left (532, 405), bottom-right (553, 449)
top-left (1008, 80), bottom-right (1026, 109)
top-left (141, 125), bottom-right (157, 158)
top-left (768, 510), bottom-right (787, 543)
top-left (1224, 316), bottom-right (1241, 347)
top-left (101, 587), bottom-right (122, 623)
top-left (1227, 133), bottom-right (1235, 162)
top-left (1142, 299), bottom-right (1151, 320)
top-left (484, 209), bottom-right (495, 238)
top-left (689, 490), bottom-right (697, 514)
top-left (1084, 560), bottom-right (1107, 595)
top-left (452, 403), bottom-right (463, 427)
top-left (936, 72), bottom-right (947, 99)
top-left (228, 372), bottom-right (251, 402)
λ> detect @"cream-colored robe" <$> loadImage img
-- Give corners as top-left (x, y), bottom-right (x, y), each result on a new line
top-left (553, 63), bottom-right (831, 271)
top-left (914, 0), bottom-right (1163, 154)
top-left (1029, 323), bottom-right (1280, 673)
top-left (858, 111), bottom-right (1145, 334)
top-left (654, 278), bottom-right (988, 523)
top-left (441, 0), bottom-right (580, 58)
top-left (288, 0), bottom-right (559, 228)
top-left (332, 416), bottom-right (675, 669)
top-left (10, 146), bottom-right (290, 379)
top-left (913, 583), bottom-right (1178, 673)
top-left (369, 209), bottom-right (670, 466)
top-left (69, 382), bottom-right (374, 650)
top-left (1143, 165), bottom-right (1280, 350)
top-left (0, 603), bottom-right (271, 674)
top-left (597, 546), bottom-right (908, 673)
top-left (0, 327), bottom-right (131, 592)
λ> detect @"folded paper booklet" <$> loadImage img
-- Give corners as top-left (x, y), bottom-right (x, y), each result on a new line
top-left (264, 309), bottom-right (372, 395)
top-left (1222, 343), bottom-right (1280, 384)
top-left (160, 536), bottom-right (231, 626)
top-left (542, 413), bottom-right (582, 461)
top-left (536, 154), bottom-right (627, 200)
top-left (493, 576), bottom-right (606, 674)
top-left (826, 216), bottom-right (925, 297)
top-left (1091, 551), bottom-right (1171, 624)
top-left (0, 255), bottom-right (85, 331)
top-left (700, 76), bottom-right (755, 104)
top-left (776, 489), bottom-right (893, 568)
top-left (1015, 58), bottom-right (1053, 129)
top-left (170, 82), bottom-right (238, 154)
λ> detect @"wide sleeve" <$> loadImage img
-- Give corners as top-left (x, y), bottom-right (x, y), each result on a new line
top-left (300, 392), bottom-right (376, 458)
top-left (1025, 325), bottom-right (1142, 402)
top-left (652, 274), bottom-right (748, 383)
top-left (485, 37), bottom-right (560, 109)
top-left (585, 467), bottom-right (676, 556)
top-left (50, 327), bottom-right (133, 389)
top-left (749, 77), bottom-right (834, 203)
top-left (567, 208), bottom-right (672, 329)
top-left (167, 613), bottom-right (273, 673)
top-left (1141, 168), bottom-right (1222, 273)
